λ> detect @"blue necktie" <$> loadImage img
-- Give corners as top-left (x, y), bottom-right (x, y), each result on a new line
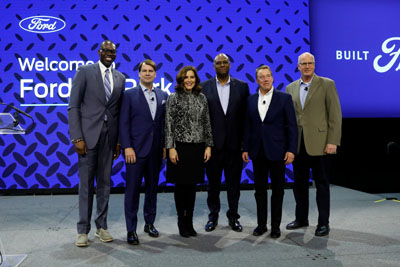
top-left (104, 69), bottom-right (111, 102)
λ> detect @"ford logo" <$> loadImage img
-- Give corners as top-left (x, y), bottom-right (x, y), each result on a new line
top-left (19, 15), bottom-right (66, 33)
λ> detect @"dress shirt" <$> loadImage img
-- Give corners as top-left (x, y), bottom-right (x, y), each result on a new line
top-left (258, 87), bottom-right (274, 121)
top-left (216, 76), bottom-right (231, 115)
top-left (99, 61), bottom-right (114, 94)
top-left (300, 76), bottom-right (314, 109)
top-left (140, 83), bottom-right (157, 120)
top-left (165, 91), bottom-right (213, 148)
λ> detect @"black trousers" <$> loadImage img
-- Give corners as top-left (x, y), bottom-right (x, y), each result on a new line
top-left (293, 136), bottom-right (334, 226)
top-left (252, 147), bottom-right (285, 230)
top-left (206, 148), bottom-right (243, 221)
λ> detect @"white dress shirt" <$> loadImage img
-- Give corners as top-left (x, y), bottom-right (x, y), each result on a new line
top-left (258, 87), bottom-right (274, 121)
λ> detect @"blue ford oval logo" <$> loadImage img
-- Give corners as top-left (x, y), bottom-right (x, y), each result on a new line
top-left (19, 16), bottom-right (66, 33)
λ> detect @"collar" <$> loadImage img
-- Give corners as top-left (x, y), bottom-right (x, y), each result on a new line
top-left (98, 60), bottom-right (112, 74)
top-left (140, 83), bottom-right (155, 93)
top-left (216, 76), bottom-right (231, 86)
top-left (258, 86), bottom-right (274, 97)
top-left (300, 75), bottom-right (314, 86)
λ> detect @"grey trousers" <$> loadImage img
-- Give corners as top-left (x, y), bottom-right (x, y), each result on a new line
top-left (77, 122), bottom-right (113, 234)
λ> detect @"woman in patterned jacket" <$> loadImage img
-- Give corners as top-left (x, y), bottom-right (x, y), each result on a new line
top-left (165, 66), bottom-right (213, 237)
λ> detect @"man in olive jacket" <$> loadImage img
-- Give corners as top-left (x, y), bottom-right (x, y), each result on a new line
top-left (285, 52), bottom-right (342, 237)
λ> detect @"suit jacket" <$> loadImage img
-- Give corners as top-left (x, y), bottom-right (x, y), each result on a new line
top-left (200, 76), bottom-right (250, 151)
top-left (119, 86), bottom-right (168, 158)
top-left (68, 62), bottom-right (125, 150)
top-left (244, 90), bottom-right (298, 161)
top-left (286, 74), bottom-right (342, 156)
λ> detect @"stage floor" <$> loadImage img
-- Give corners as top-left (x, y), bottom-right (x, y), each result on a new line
top-left (1, 186), bottom-right (400, 267)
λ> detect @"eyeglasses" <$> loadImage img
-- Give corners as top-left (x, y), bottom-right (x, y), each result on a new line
top-left (100, 49), bottom-right (117, 54)
top-left (299, 62), bottom-right (314, 66)
top-left (215, 60), bottom-right (229, 66)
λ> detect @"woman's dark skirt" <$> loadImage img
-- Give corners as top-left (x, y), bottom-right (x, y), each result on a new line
top-left (166, 142), bottom-right (205, 185)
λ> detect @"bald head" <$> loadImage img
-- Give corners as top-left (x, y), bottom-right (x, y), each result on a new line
top-left (213, 53), bottom-right (231, 79)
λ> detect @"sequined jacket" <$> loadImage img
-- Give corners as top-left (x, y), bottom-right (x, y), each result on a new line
top-left (165, 91), bottom-right (213, 148)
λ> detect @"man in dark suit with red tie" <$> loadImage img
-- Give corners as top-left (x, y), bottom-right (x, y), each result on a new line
top-left (200, 53), bottom-right (250, 232)
top-left (119, 59), bottom-right (168, 245)
top-left (68, 40), bottom-right (125, 247)
top-left (242, 65), bottom-right (297, 238)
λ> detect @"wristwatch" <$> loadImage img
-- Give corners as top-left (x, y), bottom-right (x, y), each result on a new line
top-left (71, 138), bottom-right (83, 144)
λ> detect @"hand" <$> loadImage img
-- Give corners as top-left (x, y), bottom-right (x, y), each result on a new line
top-left (204, 147), bottom-right (211, 163)
top-left (169, 148), bottom-right (179, 165)
top-left (113, 144), bottom-right (121, 160)
top-left (242, 152), bottom-right (249, 163)
top-left (74, 140), bottom-right (87, 155)
top-left (284, 152), bottom-right (295, 165)
top-left (162, 148), bottom-right (167, 160)
top-left (325, 144), bottom-right (337, 154)
top-left (124, 147), bottom-right (136, 164)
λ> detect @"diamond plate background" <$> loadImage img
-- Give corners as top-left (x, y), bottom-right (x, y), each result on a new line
top-left (0, 0), bottom-right (310, 190)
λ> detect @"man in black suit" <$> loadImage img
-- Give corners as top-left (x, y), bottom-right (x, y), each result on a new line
top-left (68, 40), bottom-right (125, 247)
top-left (242, 65), bottom-right (297, 238)
top-left (200, 53), bottom-right (250, 232)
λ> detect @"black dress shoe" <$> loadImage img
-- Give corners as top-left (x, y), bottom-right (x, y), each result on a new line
top-left (144, 224), bottom-right (159, 237)
top-left (127, 232), bottom-right (139, 245)
top-left (205, 220), bottom-right (218, 232)
top-left (286, 220), bottom-right (309, 230)
top-left (253, 225), bottom-right (268, 236)
top-left (270, 229), bottom-right (281, 239)
top-left (315, 225), bottom-right (330, 236)
top-left (228, 218), bottom-right (243, 232)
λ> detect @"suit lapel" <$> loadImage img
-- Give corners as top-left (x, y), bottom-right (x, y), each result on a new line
top-left (250, 94), bottom-right (262, 123)
top-left (154, 87), bottom-right (162, 120)
top-left (138, 86), bottom-right (154, 121)
top-left (109, 69), bottom-right (119, 102)
top-left (291, 80), bottom-right (302, 111)
top-left (303, 74), bottom-right (319, 109)
top-left (226, 77), bottom-right (236, 116)
top-left (263, 90), bottom-right (277, 122)
top-left (210, 77), bottom-right (226, 115)
top-left (94, 63), bottom-right (107, 104)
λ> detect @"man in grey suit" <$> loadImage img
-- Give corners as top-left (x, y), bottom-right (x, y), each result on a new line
top-left (68, 40), bottom-right (126, 247)
top-left (285, 52), bottom-right (342, 236)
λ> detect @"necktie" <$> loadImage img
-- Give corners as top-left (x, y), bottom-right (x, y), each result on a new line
top-left (104, 69), bottom-right (111, 101)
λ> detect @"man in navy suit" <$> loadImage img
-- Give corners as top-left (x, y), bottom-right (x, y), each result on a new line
top-left (119, 59), bottom-right (168, 245)
top-left (200, 53), bottom-right (250, 232)
top-left (68, 40), bottom-right (125, 247)
top-left (242, 65), bottom-right (297, 238)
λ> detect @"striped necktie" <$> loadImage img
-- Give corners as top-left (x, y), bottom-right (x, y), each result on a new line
top-left (104, 69), bottom-right (111, 101)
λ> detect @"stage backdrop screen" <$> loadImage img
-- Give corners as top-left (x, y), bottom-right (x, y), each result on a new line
top-left (310, 0), bottom-right (400, 118)
top-left (0, 0), bottom-right (309, 190)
